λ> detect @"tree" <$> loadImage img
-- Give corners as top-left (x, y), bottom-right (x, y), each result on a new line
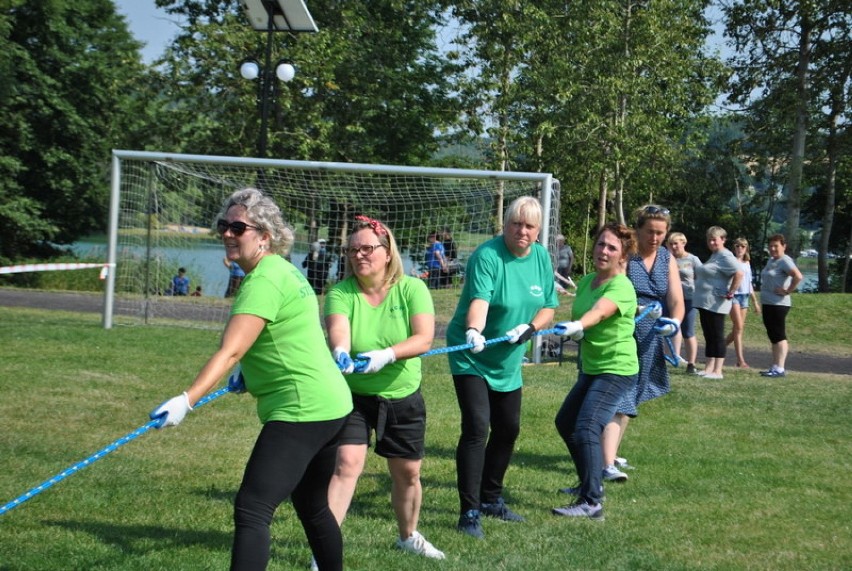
top-left (0, 0), bottom-right (147, 261)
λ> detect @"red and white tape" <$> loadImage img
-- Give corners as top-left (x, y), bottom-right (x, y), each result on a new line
top-left (0, 263), bottom-right (114, 279)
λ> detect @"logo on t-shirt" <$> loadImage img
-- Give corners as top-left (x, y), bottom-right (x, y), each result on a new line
top-left (530, 284), bottom-right (543, 297)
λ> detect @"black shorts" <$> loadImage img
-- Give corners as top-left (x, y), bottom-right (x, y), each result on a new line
top-left (339, 389), bottom-right (426, 460)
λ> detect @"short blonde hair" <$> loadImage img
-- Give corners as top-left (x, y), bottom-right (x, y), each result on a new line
top-left (503, 196), bottom-right (542, 229)
top-left (706, 226), bottom-right (727, 240)
top-left (667, 232), bottom-right (686, 246)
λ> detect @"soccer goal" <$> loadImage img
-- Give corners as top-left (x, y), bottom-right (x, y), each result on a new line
top-left (104, 150), bottom-right (560, 339)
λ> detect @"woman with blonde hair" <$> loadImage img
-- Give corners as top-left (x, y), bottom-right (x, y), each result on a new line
top-left (667, 232), bottom-right (702, 374)
top-left (323, 215), bottom-right (444, 562)
top-left (726, 238), bottom-right (761, 368)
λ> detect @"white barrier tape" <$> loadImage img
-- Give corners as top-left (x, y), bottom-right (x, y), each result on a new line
top-left (0, 263), bottom-right (114, 280)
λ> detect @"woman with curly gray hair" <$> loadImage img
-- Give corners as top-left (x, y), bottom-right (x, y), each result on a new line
top-left (150, 187), bottom-right (353, 571)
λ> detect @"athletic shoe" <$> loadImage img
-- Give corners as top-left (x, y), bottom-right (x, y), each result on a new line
top-left (615, 456), bottom-right (634, 470)
top-left (480, 497), bottom-right (525, 522)
top-left (396, 531), bottom-right (446, 560)
top-left (676, 355), bottom-right (688, 367)
top-left (457, 509), bottom-right (485, 539)
top-left (309, 556), bottom-right (319, 571)
top-left (760, 368), bottom-right (786, 378)
top-left (602, 464), bottom-right (628, 482)
top-left (696, 370), bottom-right (708, 376)
top-left (558, 484), bottom-right (605, 501)
top-left (703, 372), bottom-right (724, 379)
top-left (686, 363), bottom-right (697, 375)
top-left (552, 500), bottom-right (604, 520)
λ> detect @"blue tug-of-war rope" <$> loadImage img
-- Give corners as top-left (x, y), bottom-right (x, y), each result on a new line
top-left (1, 306), bottom-right (671, 517)
top-left (0, 386), bottom-right (232, 517)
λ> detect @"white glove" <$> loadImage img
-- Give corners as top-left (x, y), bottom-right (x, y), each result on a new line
top-left (150, 392), bottom-right (193, 428)
top-left (506, 323), bottom-right (536, 344)
top-left (333, 347), bottom-right (355, 374)
top-left (465, 328), bottom-right (486, 353)
top-left (555, 320), bottom-right (584, 341)
top-left (639, 301), bottom-right (664, 320)
top-left (654, 317), bottom-right (680, 338)
top-left (356, 348), bottom-right (396, 374)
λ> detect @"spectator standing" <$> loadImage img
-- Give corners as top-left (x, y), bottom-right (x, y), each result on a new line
top-left (441, 227), bottom-right (459, 287)
top-left (667, 232), bottom-right (703, 374)
top-left (726, 238), bottom-right (761, 368)
top-left (551, 223), bottom-right (638, 520)
top-left (303, 238), bottom-right (330, 295)
top-left (693, 226), bottom-right (743, 379)
top-left (172, 267), bottom-right (190, 296)
top-left (224, 258), bottom-right (245, 297)
top-left (602, 205), bottom-right (684, 480)
top-left (555, 234), bottom-right (575, 282)
top-left (150, 188), bottom-right (352, 571)
top-left (425, 232), bottom-right (447, 289)
top-left (446, 196), bottom-right (558, 539)
top-left (323, 215), bottom-right (445, 562)
top-left (758, 234), bottom-right (803, 378)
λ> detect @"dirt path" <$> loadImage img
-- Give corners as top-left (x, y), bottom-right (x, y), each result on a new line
top-left (1, 288), bottom-right (849, 376)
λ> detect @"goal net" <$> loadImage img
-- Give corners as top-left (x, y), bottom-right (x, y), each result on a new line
top-left (104, 151), bottom-right (560, 338)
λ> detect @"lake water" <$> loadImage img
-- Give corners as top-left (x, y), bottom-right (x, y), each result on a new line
top-left (71, 241), bottom-right (418, 297)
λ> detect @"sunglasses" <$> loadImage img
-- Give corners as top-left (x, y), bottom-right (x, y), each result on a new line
top-left (346, 244), bottom-right (385, 257)
top-left (643, 205), bottom-right (670, 216)
top-left (216, 219), bottom-right (262, 237)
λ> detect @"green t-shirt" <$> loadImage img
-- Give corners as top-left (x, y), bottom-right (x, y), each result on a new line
top-left (324, 275), bottom-right (434, 399)
top-left (231, 255), bottom-right (352, 423)
top-left (572, 272), bottom-right (639, 376)
top-left (447, 237), bottom-right (558, 391)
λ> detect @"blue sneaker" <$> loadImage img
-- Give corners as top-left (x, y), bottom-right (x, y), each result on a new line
top-left (457, 509), bottom-right (484, 539)
top-left (602, 464), bottom-right (628, 482)
top-left (480, 497), bottom-right (525, 522)
top-left (552, 500), bottom-right (604, 520)
top-left (760, 368), bottom-right (786, 377)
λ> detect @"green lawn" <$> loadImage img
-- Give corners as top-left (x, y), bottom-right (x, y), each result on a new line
top-left (0, 305), bottom-right (850, 570)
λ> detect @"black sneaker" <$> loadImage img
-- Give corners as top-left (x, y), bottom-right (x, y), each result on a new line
top-left (480, 497), bottom-right (525, 522)
top-left (686, 363), bottom-right (697, 374)
top-left (457, 509), bottom-right (484, 539)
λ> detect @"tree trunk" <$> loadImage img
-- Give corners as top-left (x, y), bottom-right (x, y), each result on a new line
top-left (783, 15), bottom-right (812, 256)
top-left (818, 87), bottom-right (844, 292)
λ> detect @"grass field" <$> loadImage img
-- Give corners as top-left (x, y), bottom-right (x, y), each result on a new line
top-left (0, 303), bottom-right (850, 570)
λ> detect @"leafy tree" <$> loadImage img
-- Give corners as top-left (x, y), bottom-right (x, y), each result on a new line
top-left (0, 0), bottom-right (147, 262)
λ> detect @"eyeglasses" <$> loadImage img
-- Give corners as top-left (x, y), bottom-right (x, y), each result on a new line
top-left (642, 205), bottom-right (670, 216)
top-left (216, 219), bottom-right (262, 237)
top-left (346, 244), bottom-right (385, 257)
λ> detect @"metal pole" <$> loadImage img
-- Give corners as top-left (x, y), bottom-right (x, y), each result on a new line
top-left (257, 1), bottom-right (276, 158)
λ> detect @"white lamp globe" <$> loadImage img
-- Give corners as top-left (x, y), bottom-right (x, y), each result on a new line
top-left (276, 63), bottom-right (295, 82)
top-left (240, 61), bottom-right (260, 80)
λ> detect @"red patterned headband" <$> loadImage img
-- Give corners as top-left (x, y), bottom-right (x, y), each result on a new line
top-left (354, 215), bottom-right (388, 236)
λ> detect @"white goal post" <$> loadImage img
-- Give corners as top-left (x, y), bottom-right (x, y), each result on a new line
top-left (104, 150), bottom-right (560, 358)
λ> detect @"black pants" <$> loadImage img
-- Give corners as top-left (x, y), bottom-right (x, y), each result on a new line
top-left (698, 308), bottom-right (727, 358)
top-left (453, 375), bottom-right (522, 513)
top-left (231, 418), bottom-right (346, 571)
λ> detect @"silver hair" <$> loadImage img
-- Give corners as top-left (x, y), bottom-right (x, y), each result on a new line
top-left (214, 188), bottom-right (294, 255)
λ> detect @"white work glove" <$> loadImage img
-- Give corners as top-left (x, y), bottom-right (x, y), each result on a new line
top-left (506, 323), bottom-right (537, 344)
top-left (654, 317), bottom-right (680, 338)
top-left (227, 364), bottom-right (246, 393)
top-left (150, 392), bottom-right (192, 428)
top-left (356, 348), bottom-right (396, 374)
top-left (639, 301), bottom-right (664, 320)
top-left (465, 328), bottom-right (486, 353)
top-left (555, 320), bottom-right (584, 341)
top-left (333, 347), bottom-right (355, 374)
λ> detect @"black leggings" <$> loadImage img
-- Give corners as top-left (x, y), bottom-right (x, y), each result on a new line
top-left (761, 304), bottom-right (790, 344)
top-left (231, 418), bottom-right (346, 571)
top-left (698, 308), bottom-right (727, 358)
top-left (453, 375), bottom-right (522, 513)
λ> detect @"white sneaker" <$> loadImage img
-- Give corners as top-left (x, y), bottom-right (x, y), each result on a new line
top-left (703, 372), bottom-right (724, 379)
top-left (309, 555), bottom-right (319, 571)
top-left (676, 355), bottom-right (688, 367)
top-left (614, 456), bottom-right (634, 470)
top-left (396, 530), bottom-right (446, 560)
top-left (602, 464), bottom-right (628, 482)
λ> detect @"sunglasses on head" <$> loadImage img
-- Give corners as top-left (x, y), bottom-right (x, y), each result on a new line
top-left (216, 219), bottom-right (261, 237)
top-left (643, 205), bottom-right (670, 216)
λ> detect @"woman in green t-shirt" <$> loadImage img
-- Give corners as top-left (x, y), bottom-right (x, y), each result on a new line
top-left (551, 223), bottom-right (639, 521)
top-left (150, 188), bottom-right (352, 571)
top-left (323, 216), bottom-right (444, 562)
